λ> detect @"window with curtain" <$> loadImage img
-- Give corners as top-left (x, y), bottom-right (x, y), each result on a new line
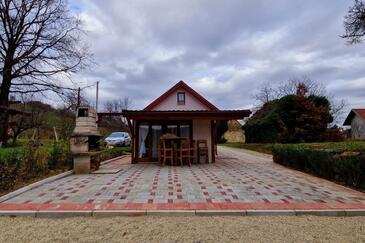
top-left (138, 124), bottom-right (149, 158)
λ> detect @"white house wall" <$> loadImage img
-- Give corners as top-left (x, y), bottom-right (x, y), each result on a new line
top-left (351, 115), bottom-right (365, 139)
top-left (152, 89), bottom-right (210, 111)
top-left (193, 120), bottom-right (212, 163)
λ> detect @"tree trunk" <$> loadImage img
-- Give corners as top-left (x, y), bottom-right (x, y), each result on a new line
top-left (11, 133), bottom-right (18, 147)
top-left (0, 57), bottom-right (13, 146)
top-left (0, 113), bottom-right (9, 146)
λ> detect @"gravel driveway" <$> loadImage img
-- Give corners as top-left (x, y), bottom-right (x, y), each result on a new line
top-left (0, 216), bottom-right (364, 243)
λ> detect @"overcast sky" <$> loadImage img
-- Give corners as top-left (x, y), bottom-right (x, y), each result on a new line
top-left (69, 0), bottom-right (364, 121)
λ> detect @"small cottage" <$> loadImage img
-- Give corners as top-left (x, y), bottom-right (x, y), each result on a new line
top-left (343, 109), bottom-right (365, 140)
top-left (122, 81), bottom-right (251, 163)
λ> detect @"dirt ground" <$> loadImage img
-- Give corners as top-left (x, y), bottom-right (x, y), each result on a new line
top-left (0, 216), bottom-right (364, 243)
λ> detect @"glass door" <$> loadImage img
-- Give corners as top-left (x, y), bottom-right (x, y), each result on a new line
top-left (136, 120), bottom-right (193, 162)
top-left (151, 125), bottom-right (162, 159)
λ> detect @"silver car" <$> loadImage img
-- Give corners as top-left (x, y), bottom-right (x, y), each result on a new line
top-left (104, 132), bottom-right (131, 146)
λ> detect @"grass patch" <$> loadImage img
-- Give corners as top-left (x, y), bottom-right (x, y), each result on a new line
top-left (99, 146), bottom-right (131, 161)
top-left (221, 143), bottom-right (273, 155)
top-left (221, 141), bottom-right (365, 156)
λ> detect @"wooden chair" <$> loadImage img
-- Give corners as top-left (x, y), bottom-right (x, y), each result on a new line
top-left (177, 139), bottom-right (191, 166)
top-left (190, 140), bottom-right (196, 164)
top-left (160, 139), bottom-right (173, 166)
top-left (158, 140), bottom-right (163, 164)
top-left (197, 140), bottom-right (209, 164)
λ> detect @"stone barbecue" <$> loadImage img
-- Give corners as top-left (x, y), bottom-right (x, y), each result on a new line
top-left (70, 107), bottom-right (101, 174)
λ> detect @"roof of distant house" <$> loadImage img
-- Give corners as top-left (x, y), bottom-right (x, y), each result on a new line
top-left (343, 109), bottom-right (365, 125)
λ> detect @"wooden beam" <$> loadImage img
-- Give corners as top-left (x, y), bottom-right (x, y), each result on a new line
top-left (126, 118), bottom-right (134, 139)
top-left (214, 120), bottom-right (220, 156)
top-left (211, 120), bottom-right (216, 163)
top-left (132, 120), bottom-right (137, 164)
top-left (126, 118), bottom-right (136, 164)
top-left (122, 110), bottom-right (251, 121)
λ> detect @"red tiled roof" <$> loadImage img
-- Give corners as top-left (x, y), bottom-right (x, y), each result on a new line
top-left (143, 80), bottom-right (219, 111)
top-left (343, 109), bottom-right (365, 125)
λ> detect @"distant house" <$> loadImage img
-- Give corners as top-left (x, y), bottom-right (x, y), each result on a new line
top-left (343, 109), bottom-right (365, 140)
top-left (122, 81), bottom-right (251, 163)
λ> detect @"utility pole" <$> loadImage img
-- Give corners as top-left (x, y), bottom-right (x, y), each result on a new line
top-left (77, 87), bottom-right (81, 108)
top-left (95, 81), bottom-right (99, 112)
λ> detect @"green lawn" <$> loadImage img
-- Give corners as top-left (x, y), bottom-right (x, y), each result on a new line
top-left (221, 141), bottom-right (365, 155)
top-left (221, 143), bottom-right (273, 155)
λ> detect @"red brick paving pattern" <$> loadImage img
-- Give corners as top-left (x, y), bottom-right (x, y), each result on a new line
top-left (1, 147), bottom-right (365, 211)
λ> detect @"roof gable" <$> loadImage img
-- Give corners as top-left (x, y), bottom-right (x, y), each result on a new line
top-left (343, 109), bottom-right (365, 125)
top-left (144, 80), bottom-right (219, 111)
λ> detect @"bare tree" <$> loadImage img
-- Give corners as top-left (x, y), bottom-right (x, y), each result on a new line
top-left (254, 81), bottom-right (277, 104)
top-left (8, 95), bottom-right (42, 146)
top-left (254, 77), bottom-right (326, 106)
top-left (276, 77), bottom-right (326, 97)
top-left (0, 0), bottom-right (89, 145)
top-left (342, 0), bottom-right (365, 44)
top-left (101, 97), bottom-right (133, 133)
top-left (104, 97), bottom-right (133, 113)
top-left (61, 88), bottom-right (89, 113)
top-left (328, 96), bottom-right (347, 125)
top-left (253, 77), bottom-right (347, 125)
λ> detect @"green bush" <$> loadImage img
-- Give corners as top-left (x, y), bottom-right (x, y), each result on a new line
top-left (22, 143), bottom-right (49, 178)
top-left (244, 89), bottom-right (339, 143)
top-left (100, 147), bottom-right (130, 162)
top-left (0, 142), bottom-right (73, 192)
top-left (0, 148), bottom-right (23, 191)
top-left (48, 142), bottom-right (72, 170)
top-left (272, 142), bottom-right (365, 189)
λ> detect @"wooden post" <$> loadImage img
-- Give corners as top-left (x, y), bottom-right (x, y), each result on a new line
top-left (214, 120), bottom-right (220, 156)
top-left (211, 120), bottom-right (216, 163)
top-left (53, 126), bottom-right (59, 142)
top-left (126, 118), bottom-right (135, 163)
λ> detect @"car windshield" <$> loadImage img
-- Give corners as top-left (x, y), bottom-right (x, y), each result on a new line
top-left (110, 132), bottom-right (124, 138)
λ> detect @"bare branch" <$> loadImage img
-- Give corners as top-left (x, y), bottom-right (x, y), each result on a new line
top-left (342, 0), bottom-right (365, 43)
top-left (0, 0), bottom-right (91, 145)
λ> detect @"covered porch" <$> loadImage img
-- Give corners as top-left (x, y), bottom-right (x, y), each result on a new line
top-left (122, 110), bottom-right (251, 164)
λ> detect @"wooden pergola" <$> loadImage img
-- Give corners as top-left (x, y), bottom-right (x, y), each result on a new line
top-left (120, 109), bottom-right (251, 163)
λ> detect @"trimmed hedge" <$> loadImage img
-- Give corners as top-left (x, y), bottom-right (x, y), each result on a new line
top-left (272, 142), bottom-right (365, 189)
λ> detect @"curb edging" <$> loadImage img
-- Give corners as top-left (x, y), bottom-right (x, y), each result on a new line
top-left (1, 209), bottom-right (365, 218)
top-left (100, 155), bottom-right (128, 165)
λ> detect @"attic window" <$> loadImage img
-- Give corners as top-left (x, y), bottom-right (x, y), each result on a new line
top-left (177, 92), bottom-right (185, 105)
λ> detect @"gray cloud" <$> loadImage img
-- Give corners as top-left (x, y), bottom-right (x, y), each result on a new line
top-left (70, 0), bottom-right (365, 122)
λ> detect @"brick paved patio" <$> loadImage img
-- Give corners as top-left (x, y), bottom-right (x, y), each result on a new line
top-left (1, 146), bottom-right (365, 211)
